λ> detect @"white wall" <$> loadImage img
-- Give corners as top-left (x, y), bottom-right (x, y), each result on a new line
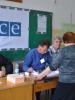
top-left (0, 0), bottom-right (75, 35)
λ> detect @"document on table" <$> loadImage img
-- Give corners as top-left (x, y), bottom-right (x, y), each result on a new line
top-left (32, 70), bottom-right (59, 78)
top-left (47, 70), bottom-right (59, 78)
top-left (32, 70), bottom-right (39, 77)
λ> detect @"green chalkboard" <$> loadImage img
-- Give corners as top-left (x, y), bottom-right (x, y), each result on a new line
top-left (0, 9), bottom-right (52, 61)
top-left (0, 49), bottom-right (29, 61)
top-left (29, 10), bottom-right (52, 48)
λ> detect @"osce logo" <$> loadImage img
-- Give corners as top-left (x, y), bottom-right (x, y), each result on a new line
top-left (0, 21), bottom-right (21, 36)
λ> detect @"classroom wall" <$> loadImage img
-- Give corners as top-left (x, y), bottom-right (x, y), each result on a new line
top-left (0, 0), bottom-right (75, 38)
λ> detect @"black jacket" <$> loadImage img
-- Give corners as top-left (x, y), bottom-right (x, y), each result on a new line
top-left (0, 54), bottom-right (13, 74)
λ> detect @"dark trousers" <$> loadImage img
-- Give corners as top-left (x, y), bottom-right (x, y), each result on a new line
top-left (50, 88), bottom-right (55, 100)
top-left (51, 82), bottom-right (75, 100)
top-left (36, 92), bottom-right (41, 100)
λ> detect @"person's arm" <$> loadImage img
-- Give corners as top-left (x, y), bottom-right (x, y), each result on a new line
top-left (36, 52), bottom-right (52, 80)
top-left (36, 66), bottom-right (51, 80)
top-left (36, 50), bottom-right (63, 80)
top-left (0, 71), bottom-right (3, 77)
top-left (0, 70), bottom-right (6, 77)
top-left (23, 51), bottom-right (33, 72)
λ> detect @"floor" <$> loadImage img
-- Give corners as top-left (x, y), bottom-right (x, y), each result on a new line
top-left (35, 90), bottom-right (51, 100)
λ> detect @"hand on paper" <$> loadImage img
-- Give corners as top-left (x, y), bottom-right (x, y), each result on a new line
top-left (36, 74), bottom-right (43, 81)
top-left (28, 67), bottom-right (33, 73)
top-left (0, 71), bottom-right (5, 78)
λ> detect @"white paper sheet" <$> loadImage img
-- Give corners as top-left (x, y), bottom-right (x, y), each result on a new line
top-left (31, 70), bottom-right (59, 78)
top-left (37, 14), bottom-right (47, 34)
top-left (32, 70), bottom-right (39, 77)
top-left (47, 70), bottom-right (59, 78)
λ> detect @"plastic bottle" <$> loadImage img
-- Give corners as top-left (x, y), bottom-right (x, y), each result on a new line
top-left (14, 62), bottom-right (19, 74)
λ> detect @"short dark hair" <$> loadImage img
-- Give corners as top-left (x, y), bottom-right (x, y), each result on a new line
top-left (63, 32), bottom-right (75, 43)
top-left (39, 39), bottom-right (50, 48)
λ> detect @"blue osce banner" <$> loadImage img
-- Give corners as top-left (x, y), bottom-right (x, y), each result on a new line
top-left (0, 5), bottom-right (29, 49)
top-left (0, 21), bottom-right (21, 36)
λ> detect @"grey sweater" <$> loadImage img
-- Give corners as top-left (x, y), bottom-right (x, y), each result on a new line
top-left (50, 45), bottom-right (75, 83)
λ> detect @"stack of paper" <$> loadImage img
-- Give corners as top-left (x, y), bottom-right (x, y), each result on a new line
top-left (7, 74), bottom-right (24, 84)
top-left (31, 70), bottom-right (59, 78)
top-left (47, 70), bottom-right (59, 78)
top-left (32, 71), bottom-right (39, 77)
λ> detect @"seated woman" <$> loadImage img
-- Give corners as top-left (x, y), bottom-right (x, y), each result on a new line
top-left (0, 54), bottom-right (13, 77)
top-left (36, 32), bottom-right (75, 100)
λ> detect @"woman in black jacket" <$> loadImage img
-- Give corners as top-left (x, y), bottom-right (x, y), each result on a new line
top-left (0, 54), bottom-right (13, 77)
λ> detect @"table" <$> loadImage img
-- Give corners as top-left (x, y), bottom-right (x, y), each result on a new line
top-left (0, 77), bottom-right (34, 100)
top-left (0, 77), bottom-right (58, 100)
top-left (34, 77), bottom-right (58, 100)
top-left (34, 77), bottom-right (58, 93)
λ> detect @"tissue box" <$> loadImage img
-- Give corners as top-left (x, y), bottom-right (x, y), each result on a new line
top-left (7, 74), bottom-right (24, 84)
